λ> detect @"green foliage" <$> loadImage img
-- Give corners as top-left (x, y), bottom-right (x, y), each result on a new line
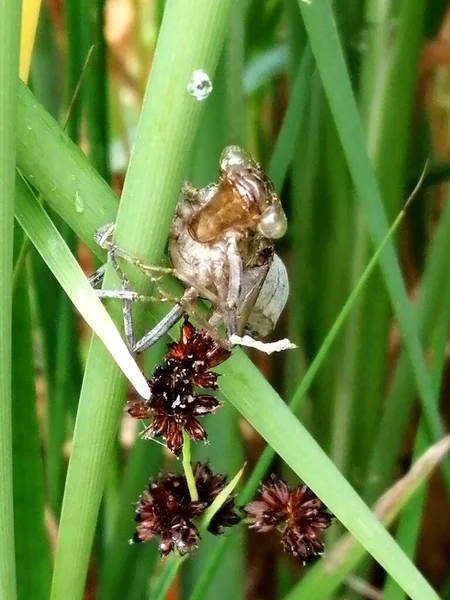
top-left (0, 2), bottom-right (22, 599)
top-left (6, 1), bottom-right (450, 599)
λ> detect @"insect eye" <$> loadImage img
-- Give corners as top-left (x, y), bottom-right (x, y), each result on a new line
top-left (257, 204), bottom-right (287, 239)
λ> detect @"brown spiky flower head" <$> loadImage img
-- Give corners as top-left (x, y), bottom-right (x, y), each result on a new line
top-left (128, 318), bottom-right (231, 455)
top-left (244, 474), bottom-right (333, 563)
top-left (132, 462), bottom-right (241, 555)
top-left (132, 471), bottom-right (206, 555)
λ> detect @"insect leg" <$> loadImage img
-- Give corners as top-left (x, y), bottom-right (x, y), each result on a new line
top-left (107, 248), bottom-right (136, 350)
top-left (181, 181), bottom-right (218, 209)
top-left (90, 228), bottom-right (136, 347)
top-left (89, 263), bottom-right (107, 288)
top-left (133, 304), bottom-right (184, 354)
top-left (94, 222), bottom-right (115, 249)
top-left (90, 263), bottom-right (174, 304)
top-left (214, 236), bottom-right (242, 339)
top-left (94, 223), bottom-right (215, 302)
top-left (93, 222), bottom-right (199, 352)
top-left (94, 290), bottom-right (178, 303)
top-left (94, 222), bottom-right (175, 280)
top-left (132, 287), bottom-right (198, 354)
top-left (105, 247), bottom-right (182, 353)
top-left (181, 181), bottom-right (200, 201)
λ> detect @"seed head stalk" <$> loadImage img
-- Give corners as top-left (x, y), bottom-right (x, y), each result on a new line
top-left (182, 431), bottom-right (199, 501)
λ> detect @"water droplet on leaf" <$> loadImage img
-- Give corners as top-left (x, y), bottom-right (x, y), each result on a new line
top-left (187, 70), bottom-right (213, 101)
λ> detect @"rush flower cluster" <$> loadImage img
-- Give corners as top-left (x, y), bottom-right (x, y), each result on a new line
top-left (132, 462), bottom-right (240, 555)
top-left (128, 318), bottom-right (231, 455)
top-left (245, 474), bottom-right (333, 563)
top-left (128, 319), bottom-right (333, 564)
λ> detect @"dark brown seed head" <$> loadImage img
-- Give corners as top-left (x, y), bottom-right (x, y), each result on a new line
top-left (244, 474), bottom-right (333, 563)
top-left (127, 319), bottom-right (229, 455)
top-left (244, 474), bottom-right (290, 531)
top-left (132, 463), bottom-right (241, 555)
top-left (166, 318), bottom-right (231, 389)
top-left (132, 471), bottom-right (207, 556)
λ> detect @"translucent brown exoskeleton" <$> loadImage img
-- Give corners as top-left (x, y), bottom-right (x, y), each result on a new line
top-left (91, 146), bottom-right (289, 354)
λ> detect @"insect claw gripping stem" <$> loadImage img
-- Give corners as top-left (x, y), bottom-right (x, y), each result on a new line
top-left (91, 220), bottom-right (138, 349)
top-left (93, 222), bottom-right (116, 248)
top-left (91, 224), bottom-right (222, 354)
top-left (90, 223), bottom-right (187, 352)
top-left (88, 263), bottom-right (106, 289)
top-left (181, 181), bottom-right (200, 201)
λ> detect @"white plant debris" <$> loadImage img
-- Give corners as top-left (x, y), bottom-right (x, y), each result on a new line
top-left (230, 334), bottom-right (297, 354)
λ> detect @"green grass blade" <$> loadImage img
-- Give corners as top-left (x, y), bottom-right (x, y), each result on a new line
top-left (99, 341), bottom-right (165, 600)
top-left (150, 555), bottom-right (180, 600)
top-left (219, 353), bottom-right (439, 599)
top-left (201, 463), bottom-right (244, 534)
top-left (12, 238), bottom-right (52, 600)
top-left (242, 44), bottom-right (288, 94)
top-left (62, 0), bottom-right (86, 141)
top-left (267, 45), bottom-right (313, 192)
top-left (29, 3), bottom-right (61, 118)
top-left (382, 426), bottom-right (428, 600)
top-left (84, 0), bottom-right (110, 179)
top-left (296, 0), bottom-right (449, 490)
top-left (46, 258), bottom-right (80, 515)
top-left (101, 440), bottom-right (162, 600)
top-left (28, 228), bottom-right (62, 381)
top-left (29, 226), bottom-right (81, 517)
top-left (16, 80), bottom-right (117, 256)
top-left (315, 111), bottom-right (352, 455)
top-left (0, 1), bottom-right (21, 597)
top-left (343, 0), bottom-right (426, 489)
top-left (383, 265), bottom-right (450, 600)
top-left (14, 175), bottom-right (149, 400)
top-left (285, 73), bottom-right (323, 399)
top-left (225, 3), bottom-right (246, 146)
top-left (50, 2), bottom-right (236, 599)
top-left (284, 435), bottom-right (450, 600)
top-left (365, 190), bottom-right (450, 502)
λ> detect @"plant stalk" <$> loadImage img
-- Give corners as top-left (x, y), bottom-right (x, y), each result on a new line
top-left (0, 1), bottom-right (21, 598)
